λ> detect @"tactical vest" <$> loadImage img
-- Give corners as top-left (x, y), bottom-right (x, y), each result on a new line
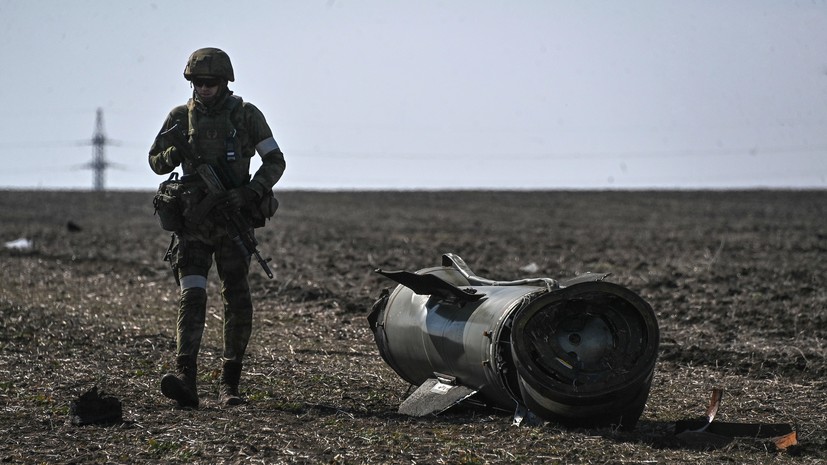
top-left (184, 94), bottom-right (252, 188)
top-left (153, 93), bottom-right (277, 238)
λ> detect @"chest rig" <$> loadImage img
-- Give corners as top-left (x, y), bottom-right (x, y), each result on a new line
top-left (185, 94), bottom-right (249, 188)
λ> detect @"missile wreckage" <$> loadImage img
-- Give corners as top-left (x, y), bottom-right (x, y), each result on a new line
top-left (368, 254), bottom-right (659, 429)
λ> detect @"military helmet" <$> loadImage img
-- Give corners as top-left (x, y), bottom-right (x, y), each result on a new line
top-left (183, 47), bottom-right (234, 82)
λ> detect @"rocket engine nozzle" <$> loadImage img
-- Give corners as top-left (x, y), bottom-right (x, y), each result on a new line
top-left (369, 254), bottom-right (659, 430)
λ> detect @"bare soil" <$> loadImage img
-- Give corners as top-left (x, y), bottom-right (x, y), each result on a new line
top-left (1, 189), bottom-right (825, 464)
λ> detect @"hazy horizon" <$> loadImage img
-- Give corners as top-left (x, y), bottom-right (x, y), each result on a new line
top-left (2, 0), bottom-right (825, 191)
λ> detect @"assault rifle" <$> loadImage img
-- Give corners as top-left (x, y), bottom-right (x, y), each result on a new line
top-left (159, 122), bottom-right (274, 279)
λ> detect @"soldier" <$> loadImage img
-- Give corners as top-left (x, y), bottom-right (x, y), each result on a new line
top-left (148, 47), bottom-right (285, 408)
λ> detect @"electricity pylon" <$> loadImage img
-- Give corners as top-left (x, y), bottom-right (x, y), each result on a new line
top-left (81, 108), bottom-right (120, 191)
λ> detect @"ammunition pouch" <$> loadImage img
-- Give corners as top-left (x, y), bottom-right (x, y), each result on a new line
top-left (153, 173), bottom-right (186, 231)
top-left (154, 172), bottom-right (221, 238)
top-left (250, 190), bottom-right (279, 228)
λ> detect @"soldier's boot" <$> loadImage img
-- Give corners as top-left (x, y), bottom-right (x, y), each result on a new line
top-left (161, 355), bottom-right (199, 408)
top-left (219, 360), bottom-right (245, 406)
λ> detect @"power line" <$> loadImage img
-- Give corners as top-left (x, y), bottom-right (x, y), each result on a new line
top-left (285, 144), bottom-right (827, 161)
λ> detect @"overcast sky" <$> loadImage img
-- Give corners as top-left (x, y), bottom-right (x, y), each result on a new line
top-left (1, 0), bottom-right (826, 190)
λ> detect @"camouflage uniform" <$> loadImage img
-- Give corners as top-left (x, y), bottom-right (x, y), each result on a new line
top-left (149, 48), bottom-right (285, 408)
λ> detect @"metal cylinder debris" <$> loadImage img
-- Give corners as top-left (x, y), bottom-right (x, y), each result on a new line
top-left (368, 253), bottom-right (659, 430)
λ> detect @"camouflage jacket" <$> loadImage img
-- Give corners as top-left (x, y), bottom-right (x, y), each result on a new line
top-left (148, 90), bottom-right (286, 199)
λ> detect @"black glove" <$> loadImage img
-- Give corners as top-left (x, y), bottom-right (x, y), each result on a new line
top-left (224, 187), bottom-right (259, 211)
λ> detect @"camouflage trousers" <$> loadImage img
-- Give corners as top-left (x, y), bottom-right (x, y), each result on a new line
top-left (172, 234), bottom-right (253, 364)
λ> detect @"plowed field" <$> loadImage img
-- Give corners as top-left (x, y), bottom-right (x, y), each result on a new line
top-left (1, 190), bottom-right (825, 464)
